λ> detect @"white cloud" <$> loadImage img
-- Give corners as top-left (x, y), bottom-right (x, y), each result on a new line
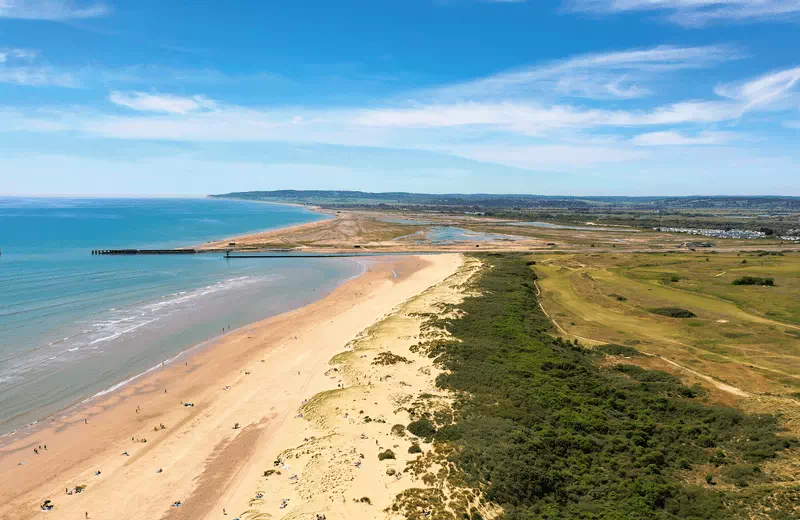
top-left (0, 1), bottom-right (109, 20)
top-left (2, 49), bottom-right (798, 177)
top-left (352, 99), bottom-right (739, 133)
top-left (566, 0), bottom-right (800, 27)
top-left (426, 44), bottom-right (740, 101)
top-left (715, 66), bottom-right (800, 112)
top-left (784, 120), bottom-right (800, 129)
top-left (108, 91), bottom-right (218, 114)
top-left (631, 130), bottom-right (735, 146)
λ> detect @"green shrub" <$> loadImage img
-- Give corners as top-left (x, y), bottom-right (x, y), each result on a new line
top-left (373, 351), bottom-right (411, 365)
top-left (378, 449), bottom-right (395, 461)
top-left (597, 344), bottom-right (642, 357)
top-left (648, 307), bottom-right (697, 318)
top-left (407, 417), bottom-right (437, 438)
top-left (408, 443), bottom-right (422, 454)
top-left (417, 254), bottom-right (793, 519)
top-left (391, 424), bottom-right (406, 437)
top-left (732, 276), bottom-right (774, 286)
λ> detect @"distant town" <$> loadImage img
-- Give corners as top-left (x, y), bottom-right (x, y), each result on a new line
top-left (655, 227), bottom-right (800, 241)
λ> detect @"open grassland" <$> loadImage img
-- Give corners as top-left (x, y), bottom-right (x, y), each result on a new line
top-left (533, 251), bottom-right (800, 397)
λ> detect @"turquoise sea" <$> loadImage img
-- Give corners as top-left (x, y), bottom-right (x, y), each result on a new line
top-left (0, 198), bottom-right (363, 436)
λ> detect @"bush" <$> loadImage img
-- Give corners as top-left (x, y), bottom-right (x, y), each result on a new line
top-left (417, 255), bottom-right (793, 519)
top-left (732, 276), bottom-right (774, 286)
top-left (373, 351), bottom-right (411, 365)
top-left (378, 449), bottom-right (395, 461)
top-left (407, 418), bottom-right (437, 438)
top-left (648, 307), bottom-right (697, 318)
top-left (391, 424), bottom-right (406, 437)
top-left (597, 344), bottom-right (642, 357)
top-left (408, 443), bottom-right (422, 454)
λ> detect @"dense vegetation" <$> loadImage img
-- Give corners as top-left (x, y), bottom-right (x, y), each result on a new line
top-left (732, 276), bottom-right (775, 286)
top-left (421, 255), bottom-right (794, 519)
top-left (648, 307), bottom-right (698, 318)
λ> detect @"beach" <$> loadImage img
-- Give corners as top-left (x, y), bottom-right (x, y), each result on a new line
top-left (0, 253), bottom-right (463, 520)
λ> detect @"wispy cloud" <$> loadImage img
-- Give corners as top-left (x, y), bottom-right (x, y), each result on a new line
top-left (0, 48), bottom-right (38, 63)
top-left (715, 66), bottom-right (800, 112)
top-left (109, 91), bottom-right (218, 114)
top-left (437, 142), bottom-right (650, 170)
top-left (631, 130), bottom-right (735, 146)
top-left (0, 66), bottom-right (78, 86)
top-left (566, 0), bottom-right (800, 27)
top-left (0, 47), bottom-right (78, 86)
top-left (424, 44), bottom-right (740, 101)
top-left (352, 99), bottom-right (739, 134)
top-left (3, 47), bottom-right (799, 174)
top-left (0, 1), bottom-right (109, 20)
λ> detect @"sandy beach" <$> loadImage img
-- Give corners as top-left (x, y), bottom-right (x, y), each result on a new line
top-left (0, 253), bottom-right (464, 520)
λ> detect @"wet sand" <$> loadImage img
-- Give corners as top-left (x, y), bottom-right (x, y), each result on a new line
top-left (0, 254), bottom-right (462, 520)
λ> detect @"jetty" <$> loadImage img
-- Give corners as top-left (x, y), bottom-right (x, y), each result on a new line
top-left (92, 249), bottom-right (198, 255)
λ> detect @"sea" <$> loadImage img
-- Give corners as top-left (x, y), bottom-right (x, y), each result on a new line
top-left (0, 197), bottom-right (364, 436)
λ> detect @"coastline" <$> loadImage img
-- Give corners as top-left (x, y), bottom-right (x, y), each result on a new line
top-left (0, 198), bottom-right (340, 438)
top-left (196, 198), bottom-right (333, 249)
top-left (196, 210), bottom-right (338, 251)
top-left (0, 253), bottom-right (462, 519)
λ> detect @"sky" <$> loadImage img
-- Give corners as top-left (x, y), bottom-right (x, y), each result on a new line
top-left (1, 0), bottom-right (799, 196)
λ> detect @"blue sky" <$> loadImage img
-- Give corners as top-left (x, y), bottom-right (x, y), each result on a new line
top-left (1, 0), bottom-right (799, 196)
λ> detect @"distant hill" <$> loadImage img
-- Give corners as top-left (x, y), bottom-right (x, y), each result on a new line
top-left (210, 190), bottom-right (800, 210)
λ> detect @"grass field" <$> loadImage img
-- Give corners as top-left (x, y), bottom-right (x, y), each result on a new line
top-left (533, 251), bottom-right (800, 397)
